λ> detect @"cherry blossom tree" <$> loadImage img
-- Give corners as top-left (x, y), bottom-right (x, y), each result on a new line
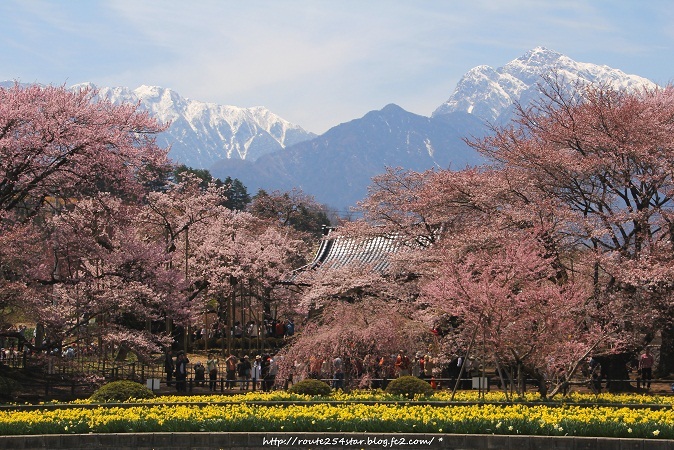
top-left (468, 78), bottom-right (674, 376)
top-left (140, 173), bottom-right (225, 266)
top-left (274, 252), bottom-right (429, 388)
top-left (349, 79), bottom-right (674, 389)
top-left (0, 83), bottom-right (175, 358)
top-left (249, 188), bottom-right (331, 239)
top-left (420, 235), bottom-right (625, 397)
top-left (187, 210), bottom-right (308, 342)
top-left (137, 173), bottom-right (313, 354)
top-left (189, 211), bottom-right (306, 293)
top-left (0, 83), bottom-right (169, 214)
top-left (37, 195), bottom-right (191, 360)
top-left (138, 175), bottom-right (247, 349)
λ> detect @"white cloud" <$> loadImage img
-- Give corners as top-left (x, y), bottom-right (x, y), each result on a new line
top-left (2, 0), bottom-right (674, 132)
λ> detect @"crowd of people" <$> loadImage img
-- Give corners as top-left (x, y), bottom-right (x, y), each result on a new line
top-left (3, 320), bottom-right (660, 395)
top-left (191, 318), bottom-right (295, 343)
top-left (0, 347), bottom-right (22, 364)
top-left (164, 351), bottom-right (279, 392)
top-left (161, 344), bottom-right (667, 396)
top-left (275, 349), bottom-right (439, 390)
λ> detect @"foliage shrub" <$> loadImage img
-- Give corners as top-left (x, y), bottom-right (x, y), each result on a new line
top-left (287, 379), bottom-right (332, 396)
top-left (385, 376), bottom-right (434, 399)
top-left (90, 380), bottom-right (155, 403)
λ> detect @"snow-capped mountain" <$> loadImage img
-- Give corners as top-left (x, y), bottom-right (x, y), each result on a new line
top-left (211, 47), bottom-right (659, 210)
top-left (73, 83), bottom-right (316, 168)
top-left (211, 104), bottom-right (486, 209)
top-left (2, 47), bottom-right (659, 210)
top-left (433, 46), bottom-right (657, 124)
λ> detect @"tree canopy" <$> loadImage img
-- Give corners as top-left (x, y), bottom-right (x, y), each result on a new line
top-left (0, 84), bottom-right (312, 361)
top-left (173, 165), bottom-right (251, 210)
top-left (277, 79), bottom-right (674, 394)
top-left (250, 188), bottom-right (331, 238)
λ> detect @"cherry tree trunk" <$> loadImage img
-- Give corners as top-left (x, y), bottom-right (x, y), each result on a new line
top-left (595, 353), bottom-right (635, 393)
top-left (659, 324), bottom-right (674, 377)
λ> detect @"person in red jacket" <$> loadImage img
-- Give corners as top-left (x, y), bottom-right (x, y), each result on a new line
top-left (394, 350), bottom-right (411, 377)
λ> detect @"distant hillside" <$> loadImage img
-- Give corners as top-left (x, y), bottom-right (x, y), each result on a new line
top-left (211, 105), bottom-right (486, 209)
top-left (3, 47), bottom-right (657, 211)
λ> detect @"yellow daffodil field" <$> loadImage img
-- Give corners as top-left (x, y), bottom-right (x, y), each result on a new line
top-left (55, 390), bottom-right (674, 406)
top-left (0, 391), bottom-right (673, 438)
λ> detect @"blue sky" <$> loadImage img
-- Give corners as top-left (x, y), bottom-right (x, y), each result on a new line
top-left (1, 0), bottom-right (673, 134)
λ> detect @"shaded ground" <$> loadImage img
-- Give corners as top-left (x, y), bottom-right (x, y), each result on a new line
top-left (1, 355), bottom-right (674, 403)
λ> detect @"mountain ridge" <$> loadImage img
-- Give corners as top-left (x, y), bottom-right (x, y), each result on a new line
top-left (432, 46), bottom-right (657, 124)
top-left (216, 47), bottom-right (657, 209)
top-left (74, 83), bottom-right (317, 168)
top-left (210, 103), bottom-right (487, 209)
top-left (2, 47), bottom-right (659, 210)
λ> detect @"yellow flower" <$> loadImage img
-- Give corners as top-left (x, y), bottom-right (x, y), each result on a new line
top-left (653, 430), bottom-right (660, 436)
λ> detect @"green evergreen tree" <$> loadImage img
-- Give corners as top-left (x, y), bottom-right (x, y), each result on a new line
top-left (173, 165), bottom-right (250, 210)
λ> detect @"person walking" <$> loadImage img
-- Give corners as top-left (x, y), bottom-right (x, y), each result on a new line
top-left (423, 354), bottom-right (434, 379)
top-left (175, 352), bottom-right (189, 392)
top-left (225, 354), bottom-right (238, 390)
top-left (238, 355), bottom-right (252, 390)
top-left (252, 355), bottom-right (263, 391)
top-left (207, 352), bottom-right (219, 391)
top-left (332, 356), bottom-right (344, 389)
top-left (268, 355), bottom-right (278, 390)
top-left (394, 350), bottom-right (411, 377)
top-left (638, 347), bottom-right (655, 390)
top-left (164, 351), bottom-right (174, 387)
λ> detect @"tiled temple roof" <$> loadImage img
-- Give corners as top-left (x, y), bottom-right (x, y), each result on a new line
top-left (310, 229), bottom-right (404, 274)
top-left (284, 227), bottom-right (413, 285)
